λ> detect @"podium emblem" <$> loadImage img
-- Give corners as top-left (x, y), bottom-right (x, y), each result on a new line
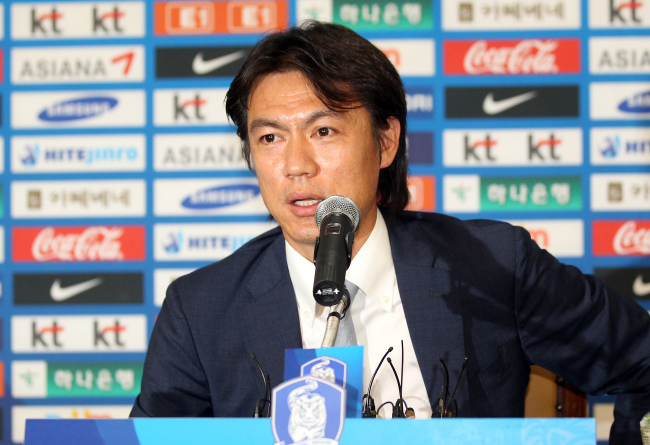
top-left (300, 357), bottom-right (347, 388)
top-left (271, 376), bottom-right (345, 445)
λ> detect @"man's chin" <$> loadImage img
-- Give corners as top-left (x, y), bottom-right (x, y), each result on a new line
top-left (281, 228), bottom-right (318, 248)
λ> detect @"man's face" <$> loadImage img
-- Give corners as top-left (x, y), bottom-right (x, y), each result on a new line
top-left (247, 71), bottom-right (399, 261)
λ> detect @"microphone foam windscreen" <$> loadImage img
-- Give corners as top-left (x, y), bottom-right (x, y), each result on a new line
top-left (314, 195), bottom-right (361, 231)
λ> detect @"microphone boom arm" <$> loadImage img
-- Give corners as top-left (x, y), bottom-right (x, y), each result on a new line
top-left (320, 288), bottom-right (351, 348)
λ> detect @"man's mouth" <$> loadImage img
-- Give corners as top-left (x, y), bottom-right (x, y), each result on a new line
top-left (293, 199), bottom-right (322, 207)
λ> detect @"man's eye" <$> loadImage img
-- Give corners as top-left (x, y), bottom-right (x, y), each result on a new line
top-left (262, 134), bottom-right (276, 143)
top-left (317, 127), bottom-right (331, 137)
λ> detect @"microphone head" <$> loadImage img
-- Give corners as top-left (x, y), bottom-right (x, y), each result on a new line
top-left (315, 195), bottom-right (361, 231)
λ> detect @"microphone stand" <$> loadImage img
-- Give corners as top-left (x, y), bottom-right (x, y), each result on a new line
top-left (320, 288), bottom-right (351, 348)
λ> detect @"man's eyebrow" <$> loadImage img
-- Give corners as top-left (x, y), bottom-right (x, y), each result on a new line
top-left (303, 109), bottom-right (346, 126)
top-left (248, 109), bottom-right (347, 134)
top-left (249, 118), bottom-right (288, 134)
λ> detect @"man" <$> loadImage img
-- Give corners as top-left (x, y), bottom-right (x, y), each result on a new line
top-left (131, 22), bottom-right (650, 443)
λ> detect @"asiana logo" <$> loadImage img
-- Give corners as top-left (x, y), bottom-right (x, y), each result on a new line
top-left (38, 97), bottom-right (118, 122)
top-left (181, 184), bottom-right (260, 209)
top-left (272, 377), bottom-right (345, 445)
top-left (618, 90), bottom-right (650, 113)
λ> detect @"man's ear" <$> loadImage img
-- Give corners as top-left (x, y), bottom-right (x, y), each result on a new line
top-left (379, 117), bottom-right (400, 169)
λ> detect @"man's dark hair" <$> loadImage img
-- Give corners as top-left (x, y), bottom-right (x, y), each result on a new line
top-left (225, 21), bottom-right (409, 215)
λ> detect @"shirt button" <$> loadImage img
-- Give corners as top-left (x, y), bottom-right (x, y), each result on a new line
top-left (382, 296), bottom-right (390, 304)
top-left (304, 310), bottom-right (311, 319)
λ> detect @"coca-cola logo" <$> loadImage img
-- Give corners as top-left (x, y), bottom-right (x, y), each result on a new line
top-left (464, 39), bottom-right (558, 74)
top-left (32, 227), bottom-right (125, 261)
top-left (13, 226), bottom-right (146, 262)
top-left (444, 39), bottom-right (580, 75)
top-left (613, 221), bottom-right (650, 255)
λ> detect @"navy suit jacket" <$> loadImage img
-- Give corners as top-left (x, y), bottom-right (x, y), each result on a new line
top-left (131, 212), bottom-right (650, 444)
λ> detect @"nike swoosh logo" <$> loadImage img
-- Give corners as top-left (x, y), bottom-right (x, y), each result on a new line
top-left (632, 274), bottom-right (650, 297)
top-left (192, 51), bottom-right (247, 75)
top-left (482, 91), bottom-right (538, 115)
top-left (50, 278), bottom-right (103, 302)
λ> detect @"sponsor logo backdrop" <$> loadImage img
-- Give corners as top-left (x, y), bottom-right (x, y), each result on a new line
top-left (0, 0), bottom-right (646, 443)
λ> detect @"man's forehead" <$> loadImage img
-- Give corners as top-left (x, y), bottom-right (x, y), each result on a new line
top-left (248, 71), bottom-right (314, 103)
top-left (247, 70), bottom-right (360, 114)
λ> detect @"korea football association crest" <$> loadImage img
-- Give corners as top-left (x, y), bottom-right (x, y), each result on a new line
top-left (271, 376), bottom-right (345, 445)
top-left (300, 357), bottom-right (347, 388)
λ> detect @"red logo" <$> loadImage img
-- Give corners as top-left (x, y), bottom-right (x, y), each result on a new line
top-left (593, 220), bottom-right (650, 256)
top-left (13, 226), bottom-right (146, 262)
top-left (227, 1), bottom-right (284, 32)
top-left (154, 1), bottom-right (287, 35)
top-left (155, 2), bottom-right (216, 34)
top-left (111, 51), bottom-right (135, 75)
top-left (406, 175), bottom-right (435, 212)
top-left (444, 39), bottom-right (581, 75)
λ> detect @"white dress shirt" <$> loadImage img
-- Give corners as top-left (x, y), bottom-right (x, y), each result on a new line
top-left (286, 209), bottom-right (433, 418)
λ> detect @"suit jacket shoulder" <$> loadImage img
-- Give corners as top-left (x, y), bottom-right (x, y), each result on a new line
top-left (173, 225), bottom-right (286, 310)
top-left (388, 211), bottom-right (650, 444)
top-left (387, 210), bottom-right (523, 280)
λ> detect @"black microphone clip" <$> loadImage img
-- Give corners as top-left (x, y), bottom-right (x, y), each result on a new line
top-left (362, 394), bottom-right (377, 418)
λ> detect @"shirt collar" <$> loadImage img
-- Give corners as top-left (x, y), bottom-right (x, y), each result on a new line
top-left (286, 209), bottom-right (396, 327)
top-left (346, 210), bottom-right (395, 312)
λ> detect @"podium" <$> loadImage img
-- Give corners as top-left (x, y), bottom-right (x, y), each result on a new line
top-left (25, 418), bottom-right (596, 445)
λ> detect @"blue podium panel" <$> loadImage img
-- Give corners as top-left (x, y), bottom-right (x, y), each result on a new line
top-left (24, 418), bottom-right (596, 445)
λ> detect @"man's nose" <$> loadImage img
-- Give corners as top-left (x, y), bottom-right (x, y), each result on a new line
top-left (283, 137), bottom-right (318, 178)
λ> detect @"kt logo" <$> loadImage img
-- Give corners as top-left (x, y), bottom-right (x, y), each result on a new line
top-left (32, 321), bottom-right (64, 347)
top-left (174, 94), bottom-right (206, 121)
top-left (93, 6), bottom-right (125, 33)
top-left (94, 320), bottom-right (126, 346)
top-left (610, 0), bottom-right (643, 23)
top-left (528, 134), bottom-right (562, 161)
top-left (31, 7), bottom-right (63, 35)
top-left (464, 135), bottom-right (497, 161)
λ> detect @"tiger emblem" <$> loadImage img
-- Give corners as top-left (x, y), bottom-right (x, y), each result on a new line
top-left (287, 380), bottom-right (327, 442)
top-left (309, 359), bottom-right (336, 383)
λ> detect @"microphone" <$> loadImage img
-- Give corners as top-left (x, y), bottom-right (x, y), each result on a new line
top-left (387, 340), bottom-right (414, 418)
top-left (437, 356), bottom-right (468, 418)
top-left (387, 357), bottom-right (405, 417)
top-left (437, 358), bottom-right (450, 418)
top-left (250, 353), bottom-right (271, 418)
top-left (362, 346), bottom-right (393, 417)
top-left (312, 196), bottom-right (361, 306)
top-left (444, 356), bottom-right (468, 416)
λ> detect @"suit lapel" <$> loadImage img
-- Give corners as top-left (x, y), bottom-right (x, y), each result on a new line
top-left (238, 235), bottom-right (302, 388)
top-left (388, 218), bottom-right (468, 410)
